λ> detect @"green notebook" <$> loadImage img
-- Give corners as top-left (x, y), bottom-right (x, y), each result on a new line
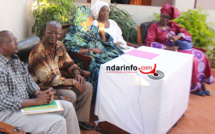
top-left (23, 100), bottom-right (58, 112)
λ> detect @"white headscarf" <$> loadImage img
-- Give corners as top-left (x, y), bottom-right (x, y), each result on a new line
top-left (90, 1), bottom-right (110, 20)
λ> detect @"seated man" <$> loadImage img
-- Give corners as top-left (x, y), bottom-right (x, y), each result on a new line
top-left (28, 21), bottom-right (94, 130)
top-left (0, 30), bottom-right (80, 134)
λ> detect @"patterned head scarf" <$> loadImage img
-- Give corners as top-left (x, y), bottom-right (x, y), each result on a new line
top-left (160, 3), bottom-right (180, 19)
top-left (90, 1), bottom-right (110, 20)
top-left (72, 6), bottom-right (91, 26)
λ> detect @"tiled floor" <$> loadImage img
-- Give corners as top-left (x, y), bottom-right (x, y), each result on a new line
top-left (82, 70), bottom-right (215, 134)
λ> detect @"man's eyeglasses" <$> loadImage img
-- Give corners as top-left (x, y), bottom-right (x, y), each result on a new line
top-left (161, 14), bottom-right (171, 20)
top-left (46, 31), bottom-right (61, 36)
top-left (0, 38), bottom-right (18, 44)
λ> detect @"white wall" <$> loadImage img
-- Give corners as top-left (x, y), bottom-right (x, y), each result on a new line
top-left (173, 0), bottom-right (195, 11)
top-left (0, 0), bottom-right (32, 41)
top-left (112, 4), bottom-right (160, 26)
top-left (76, 0), bottom-right (87, 3)
top-left (196, 0), bottom-right (215, 10)
top-left (91, 0), bottom-right (110, 5)
top-left (74, 2), bottom-right (90, 7)
top-left (151, 0), bottom-right (172, 7)
top-left (206, 10), bottom-right (215, 30)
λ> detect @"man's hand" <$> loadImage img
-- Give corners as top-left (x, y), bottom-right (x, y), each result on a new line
top-left (35, 89), bottom-right (54, 105)
top-left (74, 79), bottom-right (85, 94)
top-left (47, 88), bottom-right (55, 104)
top-left (92, 48), bottom-right (103, 54)
top-left (64, 76), bottom-right (85, 86)
top-left (75, 74), bottom-right (85, 85)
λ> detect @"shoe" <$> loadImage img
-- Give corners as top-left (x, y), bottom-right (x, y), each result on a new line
top-left (194, 91), bottom-right (205, 97)
top-left (79, 122), bottom-right (95, 130)
top-left (203, 90), bottom-right (210, 96)
top-left (95, 127), bottom-right (110, 134)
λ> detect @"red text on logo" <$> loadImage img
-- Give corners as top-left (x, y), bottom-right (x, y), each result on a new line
top-left (138, 64), bottom-right (156, 74)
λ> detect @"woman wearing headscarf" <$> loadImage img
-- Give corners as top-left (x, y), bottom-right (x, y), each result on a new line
top-left (146, 3), bottom-right (214, 96)
top-left (90, 1), bottom-right (138, 48)
top-left (62, 6), bottom-right (123, 100)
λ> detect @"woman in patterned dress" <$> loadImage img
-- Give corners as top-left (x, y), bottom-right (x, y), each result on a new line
top-left (63, 6), bottom-right (123, 100)
top-left (146, 3), bottom-right (214, 96)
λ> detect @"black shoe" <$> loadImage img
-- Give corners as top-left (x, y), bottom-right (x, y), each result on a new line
top-left (95, 127), bottom-right (110, 134)
top-left (79, 122), bottom-right (95, 130)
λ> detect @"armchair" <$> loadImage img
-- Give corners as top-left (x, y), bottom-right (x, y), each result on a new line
top-left (61, 24), bottom-right (93, 71)
top-left (0, 121), bottom-right (25, 134)
top-left (137, 21), bottom-right (155, 45)
top-left (17, 36), bottom-right (40, 66)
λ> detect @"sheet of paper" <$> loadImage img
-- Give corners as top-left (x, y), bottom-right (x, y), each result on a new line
top-left (125, 49), bottom-right (159, 59)
top-left (21, 100), bottom-right (64, 115)
top-left (23, 100), bottom-right (58, 112)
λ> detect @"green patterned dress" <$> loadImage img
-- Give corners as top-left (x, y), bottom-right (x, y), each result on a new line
top-left (62, 7), bottom-right (124, 99)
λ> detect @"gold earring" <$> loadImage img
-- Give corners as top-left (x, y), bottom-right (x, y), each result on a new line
top-left (108, 15), bottom-right (109, 19)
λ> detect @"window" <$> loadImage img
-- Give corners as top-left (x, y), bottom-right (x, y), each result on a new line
top-left (86, 0), bottom-right (151, 5)
top-left (111, 0), bottom-right (151, 5)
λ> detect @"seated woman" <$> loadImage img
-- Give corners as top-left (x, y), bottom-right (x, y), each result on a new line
top-left (146, 3), bottom-right (214, 96)
top-left (62, 6), bottom-right (124, 99)
top-left (90, 1), bottom-right (139, 48)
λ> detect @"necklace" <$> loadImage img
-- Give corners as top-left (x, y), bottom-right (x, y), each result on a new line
top-left (98, 20), bottom-right (107, 25)
top-left (158, 22), bottom-right (168, 30)
top-left (161, 26), bottom-right (168, 30)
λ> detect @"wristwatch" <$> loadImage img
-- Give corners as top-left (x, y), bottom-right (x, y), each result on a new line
top-left (88, 48), bottom-right (93, 53)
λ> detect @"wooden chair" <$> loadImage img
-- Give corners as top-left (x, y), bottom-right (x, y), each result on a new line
top-left (137, 21), bottom-right (155, 46)
top-left (210, 48), bottom-right (215, 67)
top-left (0, 122), bottom-right (25, 134)
top-left (61, 24), bottom-right (93, 70)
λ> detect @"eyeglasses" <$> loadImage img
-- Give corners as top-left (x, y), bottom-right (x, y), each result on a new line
top-left (161, 14), bottom-right (171, 20)
top-left (46, 31), bottom-right (61, 36)
top-left (0, 38), bottom-right (18, 44)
